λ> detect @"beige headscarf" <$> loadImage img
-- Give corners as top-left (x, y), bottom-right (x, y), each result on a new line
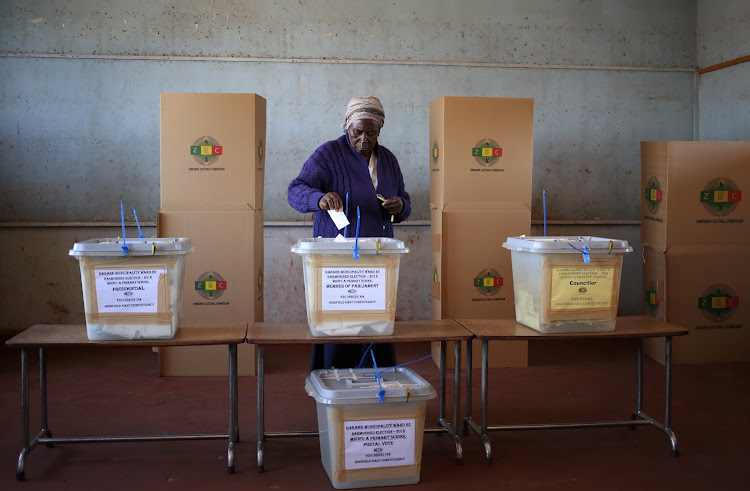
top-left (342, 96), bottom-right (385, 131)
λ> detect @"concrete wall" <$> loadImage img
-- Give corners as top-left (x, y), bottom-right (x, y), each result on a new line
top-left (696, 0), bottom-right (750, 140)
top-left (0, 0), bottom-right (708, 333)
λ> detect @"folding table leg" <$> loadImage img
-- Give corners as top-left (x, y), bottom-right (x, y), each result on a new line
top-left (17, 348), bottom-right (29, 481)
top-left (256, 344), bottom-right (265, 472)
top-left (227, 343), bottom-right (238, 473)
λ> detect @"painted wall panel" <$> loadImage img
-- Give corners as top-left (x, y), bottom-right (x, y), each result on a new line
top-left (698, 64), bottom-right (750, 141)
top-left (697, 0), bottom-right (750, 141)
top-left (696, 0), bottom-right (750, 67)
top-left (0, 57), bottom-right (695, 223)
top-left (2, 1), bottom-right (695, 67)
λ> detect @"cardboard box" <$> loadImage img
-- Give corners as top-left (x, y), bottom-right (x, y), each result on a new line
top-left (641, 141), bottom-right (750, 253)
top-left (430, 202), bottom-right (530, 368)
top-left (157, 205), bottom-right (264, 375)
top-left (160, 93), bottom-right (266, 211)
top-left (158, 342), bottom-right (256, 377)
top-left (643, 244), bottom-right (750, 364)
top-left (429, 97), bottom-right (534, 210)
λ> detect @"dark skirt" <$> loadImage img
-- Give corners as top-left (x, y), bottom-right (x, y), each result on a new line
top-left (310, 343), bottom-right (396, 371)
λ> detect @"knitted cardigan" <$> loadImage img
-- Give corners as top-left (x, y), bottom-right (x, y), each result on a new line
top-left (287, 134), bottom-right (411, 238)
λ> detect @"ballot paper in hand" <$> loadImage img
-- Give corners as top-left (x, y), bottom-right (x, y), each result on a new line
top-left (327, 210), bottom-right (350, 230)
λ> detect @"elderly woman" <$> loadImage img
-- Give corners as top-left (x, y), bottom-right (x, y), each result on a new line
top-left (288, 96), bottom-right (411, 370)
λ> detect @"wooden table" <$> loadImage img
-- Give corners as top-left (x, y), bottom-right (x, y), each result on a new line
top-left (456, 316), bottom-right (689, 462)
top-left (6, 323), bottom-right (247, 480)
top-left (246, 320), bottom-right (473, 472)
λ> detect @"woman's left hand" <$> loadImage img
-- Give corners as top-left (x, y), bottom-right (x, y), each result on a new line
top-left (381, 196), bottom-right (403, 216)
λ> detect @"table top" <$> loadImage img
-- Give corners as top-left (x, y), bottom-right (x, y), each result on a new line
top-left (456, 316), bottom-right (689, 341)
top-left (247, 319), bottom-right (473, 344)
top-left (5, 323), bottom-right (248, 348)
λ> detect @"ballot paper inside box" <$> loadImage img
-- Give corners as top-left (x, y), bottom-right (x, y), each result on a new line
top-left (291, 238), bottom-right (409, 337)
top-left (69, 238), bottom-right (194, 341)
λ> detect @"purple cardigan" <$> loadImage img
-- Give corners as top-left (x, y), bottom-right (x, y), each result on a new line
top-left (288, 134), bottom-right (411, 238)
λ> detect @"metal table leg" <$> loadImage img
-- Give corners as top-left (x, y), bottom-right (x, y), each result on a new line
top-left (232, 344), bottom-right (240, 446)
top-left (17, 348), bottom-right (29, 481)
top-left (664, 336), bottom-right (678, 456)
top-left (256, 344), bottom-right (265, 472)
top-left (629, 338), bottom-right (644, 427)
top-left (464, 340), bottom-right (472, 436)
top-left (462, 339), bottom-right (491, 462)
top-left (480, 340), bottom-right (490, 462)
top-left (227, 343), bottom-right (238, 473)
top-left (438, 341), bottom-right (446, 425)
top-left (630, 336), bottom-right (679, 456)
top-left (637, 339), bottom-right (643, 415)
top-left (17, 347), bottom-right (53, 480)
top-left (432, 341), bottom-right (464, 462)
top-left (40, 347), bottom-right (52, 446)
top-left (452, 340), bottom-right (463, 462)
top-left (15, 341), bottom-right (241, 480)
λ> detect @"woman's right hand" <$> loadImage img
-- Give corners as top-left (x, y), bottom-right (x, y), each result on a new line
top-left (318, 192), bottom-right (343, 211)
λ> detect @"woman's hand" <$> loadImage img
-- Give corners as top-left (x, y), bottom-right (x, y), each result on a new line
top-left (381, 196), bottom-right (403, 216)
top-left (318, 192), bottom-right (343, 211)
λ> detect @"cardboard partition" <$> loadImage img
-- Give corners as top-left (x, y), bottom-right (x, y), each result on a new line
top-left (430, 202), bottom-right (531, 368)
top-left (643, 244), bottom-right (750, 365)
top-left (641, 141), bottom-right (750, 253)
top-left (157, 205), bottom-right (264, 375)
top-left (160, 93), bottom-right (266, 210)
top-left (158, 342), bottom-right (256, 377)
top-left (429, 96), bottom-right (534, 210)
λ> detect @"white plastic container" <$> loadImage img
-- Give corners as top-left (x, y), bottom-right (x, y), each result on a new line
top-left (291, 238), bottom-right (409, 337)
top-left (305, 367), bottom-right (436, 489)
top-left (69, 238), bottom-right (194, 340)
top-left (502, 236), bottom-right (633, 333)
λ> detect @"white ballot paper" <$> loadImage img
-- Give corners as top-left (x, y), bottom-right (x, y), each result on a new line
top-left (328, 210), bottom-right (350, 230)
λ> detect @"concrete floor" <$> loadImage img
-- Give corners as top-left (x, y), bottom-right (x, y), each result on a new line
top-left (1, 340), bottom-right (749, 490)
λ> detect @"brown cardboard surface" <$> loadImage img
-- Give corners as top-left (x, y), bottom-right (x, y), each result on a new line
top-left (641, 141), bottom-right (750, 252)
top-left (429, 97), bottom-right (533, 210)
top-left (158, 341), bottom-right (256, 377)
top-left (160, 93), bottom-right (266, 210)
top-left (643, 244), bottom-right (750, 364)
top-left (430, 203), bottom-right (530, 368)
top-left (157, 206), bottom-right (264, 375)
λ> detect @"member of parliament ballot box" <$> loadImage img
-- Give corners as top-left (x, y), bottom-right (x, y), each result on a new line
top-left (291, 238), bottom-right (408, 337)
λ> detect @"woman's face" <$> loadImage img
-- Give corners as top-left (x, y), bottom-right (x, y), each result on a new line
top-left (347, 119), bottom-right (380, 157)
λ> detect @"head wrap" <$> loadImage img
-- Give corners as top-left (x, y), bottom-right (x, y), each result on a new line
top-left (342, 96), bottom-right (385, 131)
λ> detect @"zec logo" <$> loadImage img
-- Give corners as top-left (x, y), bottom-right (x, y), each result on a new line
top-left (699, 177), bottom-right (742, 216)
top-left (195, 272), bottom-right (227, 300)
top-left (473, 269), bottom-right (503, 297)
top-left (190, 136), bottom-right (223, 166)
top-left (698, 284), bottom-right (739, 323)
top-left (472, 139), bottom-right (503, 167)
top-left (644, 177), bottom-right (663, 214)
top-left (645, 281), bottom-right (661, 318)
